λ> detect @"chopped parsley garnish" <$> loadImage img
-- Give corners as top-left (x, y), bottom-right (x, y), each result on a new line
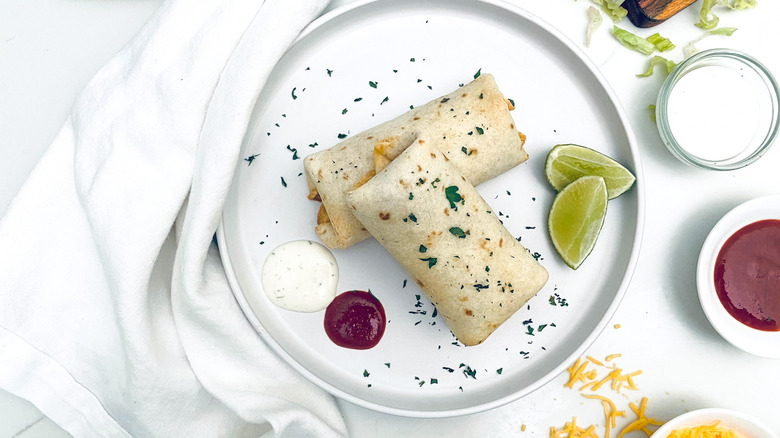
top-left (420, 257), bottom-right (437, 268)
top-left (473, 68), bottom-right (482, 79)
top-left (550, 293), bottom-right (569, 307)
top-left (460, 364), bottom-right (477, 379)
top-left (308, 142), bottom-right (319, 148)
top-left (326, 69), bottom-right (333, 76)
top-left (385, 363), bottom-right (391, 368)
top-left (341, 108), bottom-right (348, 115)
top-left (449, 227), bottom-right (466, 238)
top-left (291, 88), bottom-right (298, 99)
top-left (244, 153), bottom-right (259, 166)
top-left (526, 326), bottom-right (535, 336)
top-left (431, 177), bottom-right (440, 188)
top-left (381, 96), bottom-right (389, 105)
top-left (409, 192), bottom-right (414, 200)
top-left (419, 245), bottom-right (427, 253)
top-left (496, 368), bottom-right (503, 375)
top-left (363, 370), bottom-right (370, 377)
top-left (337, 133), bottom-right (347, 139)
top-left (369, 81), bottom-right (378, 88)
top-left (285, 145), bottom-right (299, 160)
top-left (430, 378), bottom-right (438, 384)
top-left (408, 213), bottom-right (417, 222)
top-left (538, 324), bottom-right (548, 332)
top-left (444, 186), bottom-right (463, 210)
top-left (280, 177), bottom-right (287, 187)
top-left (475, 126), bottom-right (484, 135)
top-left (354, 97), bottom-right (362, 102)
top-left (410, 57), bottom-right (415, 62)
top-left (508, 98), bottom-right (515, 107)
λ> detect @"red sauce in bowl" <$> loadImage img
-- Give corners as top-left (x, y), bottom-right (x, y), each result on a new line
top-left (714, 219), bottom-right (780, 331)
top-left (324, 290), bottom-right (386, 349)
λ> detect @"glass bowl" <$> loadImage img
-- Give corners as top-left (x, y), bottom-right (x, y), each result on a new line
top-left (656, 49), bottom-right (780, 170)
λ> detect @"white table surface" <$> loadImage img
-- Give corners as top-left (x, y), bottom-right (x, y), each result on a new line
top-left (2, 0), bottom-right (779, 437)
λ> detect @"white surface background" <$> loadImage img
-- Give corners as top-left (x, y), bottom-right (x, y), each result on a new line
top-left (1, 0), bottom-right (778, 437)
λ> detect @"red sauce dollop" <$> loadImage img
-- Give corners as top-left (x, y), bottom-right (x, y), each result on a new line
top-left (324, 290), bottom-right (386, 349)
top-left (714, 219), bottom-right (780, 331)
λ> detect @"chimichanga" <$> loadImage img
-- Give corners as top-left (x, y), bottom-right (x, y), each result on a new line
top-left (304, 74), bottom-right (528, 249)
top-left (345, 136), bottom-right (548, 346)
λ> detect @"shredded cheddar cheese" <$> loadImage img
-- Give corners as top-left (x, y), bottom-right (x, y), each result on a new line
top-left (566, 354), bottom-right (641, 394)
top-left (580, 367), bottom-right (642, 393)
top-left (550, 417), bottom-right (601, 438)
top-left (560, 354), bottom-right (654, 438)
top-left (586, 355), bottom-right (605, 367)
top-left (667, 423), bottom-right (740, 438)
top-left (582, 394), bottom-right (626, 438)
top-left (616, 397), bottom-right (663, 438)
top-left (565, 358), bottom-right (597, 389)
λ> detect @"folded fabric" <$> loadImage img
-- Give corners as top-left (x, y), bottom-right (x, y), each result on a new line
top-left (0, 0), bottom-right (347, 436)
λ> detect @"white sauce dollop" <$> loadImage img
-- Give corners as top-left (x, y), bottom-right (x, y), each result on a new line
top-left (261, 240), bottom-right (339, 312)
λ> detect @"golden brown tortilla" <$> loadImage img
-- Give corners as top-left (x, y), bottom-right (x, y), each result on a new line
top-left (345, 136), bottom-right (548, 346)
top-left (304, 73), bottom-right (528, 249)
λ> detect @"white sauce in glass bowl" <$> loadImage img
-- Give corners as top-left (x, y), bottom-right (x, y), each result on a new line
top-left (667, 65), bottom-right (761, 161)
top-left (261, 240), bottom-right (339, 312)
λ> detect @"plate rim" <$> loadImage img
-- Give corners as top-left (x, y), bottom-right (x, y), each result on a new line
top-left (217, 0), bottom-right (646, 417)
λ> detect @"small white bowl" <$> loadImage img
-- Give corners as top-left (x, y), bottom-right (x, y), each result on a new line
top-left (696, 195), bottom-right (780, 359)
top-left (651, 408), bottom-right (777, 438)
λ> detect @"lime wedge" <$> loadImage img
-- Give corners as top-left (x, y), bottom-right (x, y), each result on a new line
top-left (545, 144), bottom-right (636, 199)
top-left (548, 175), bottom-right (608, 269)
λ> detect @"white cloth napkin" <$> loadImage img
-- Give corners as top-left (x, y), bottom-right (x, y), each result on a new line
top-left (0, 0), bottom-right (348, 436)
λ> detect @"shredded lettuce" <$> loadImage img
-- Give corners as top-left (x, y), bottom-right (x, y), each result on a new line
top-left (592, 0), bottom-right (628, 23)
top-left (647, 33), bottom-right (676, 52)
top-left (696, 0), bottom-right (757, 30)
top-left (585, 6), bottom-right (603, 48)
top-left (612, 26), bottom-right (655, 56)
top-left (709, 26), bottom-right (738, 36)
top-left (683, 27), bottom-right (739, 58)
top-left (637, 56), bottom-right (678, 77)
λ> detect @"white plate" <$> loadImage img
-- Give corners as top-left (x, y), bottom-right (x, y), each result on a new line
top-left (651, 408), bottom-right (778, 438)
top-left (697, 196), bottom-right (780, 359)
top-left (217, 0), bottom-right (643, 417)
